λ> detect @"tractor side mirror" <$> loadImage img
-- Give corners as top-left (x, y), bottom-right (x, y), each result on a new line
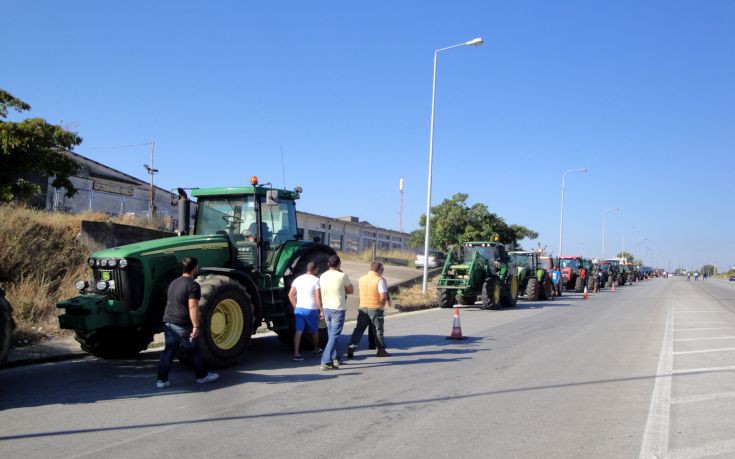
top-left (266, 190), bottom-right (279, 207)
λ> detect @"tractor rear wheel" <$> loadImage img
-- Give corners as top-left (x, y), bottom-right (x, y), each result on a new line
top-left (0, 289), bottom-right (15, 363)
top-left (574, 276), bottom-right (585, 293)
top-left (197, 275), bottom-right (254, 368)
top-left (501, 276), bottom-right (519, 307)
top-left (75, 327), bottom-right (154, 358)
top-left (541, 277), bottom-right (552, 300)
top-left (481, 278), bottom-right (501, 310)
top-left (438, 289), bottom-right (455, 309)
top-left (526, 278), bottom-right (540, 301)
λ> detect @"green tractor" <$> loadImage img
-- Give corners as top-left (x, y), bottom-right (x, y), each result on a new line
top-left (509, 251), bottom-right (552, 301)
top-left (604, 259), bottom-right (623, 287)
top-left (57, 179), bottom-right (336, 368)
top-left (436, 242), bottom-right (519, 310)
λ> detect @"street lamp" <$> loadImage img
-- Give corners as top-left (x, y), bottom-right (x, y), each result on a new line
top-left (601, 207), bottom-right (620, 259)
top-left (422, 37), bottom-right (484, 294)
top-left (558, 168), bottom-right (588, 258)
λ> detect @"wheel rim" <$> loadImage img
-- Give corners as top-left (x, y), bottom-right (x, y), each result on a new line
top-left (511, 277), bottom-right (518, 298)
top-left (210, 299), bottom-right (244, 350)
top-left (493, 283), bottom-right (501, 304)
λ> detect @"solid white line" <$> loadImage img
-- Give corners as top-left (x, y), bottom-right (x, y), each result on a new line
top-left (674, 336), bottom-right (735, 342)
top-left (672, 391), bottom-right (735, 405)
top-left (674, 327), bottom-right (735, 331)
top-left (673, 347), bottom-right (735, 355)
top-left (639, 303), bottom-right (673, 459)
top-left (672, 365), bottom-right (735, 375)
top-left (669, 439), bottom-right (735, 458)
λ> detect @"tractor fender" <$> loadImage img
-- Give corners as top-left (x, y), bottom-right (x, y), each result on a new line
top-left (198, 267), bottom-right (262, 327)
top-left (283, 243), bottom-right (337, 279)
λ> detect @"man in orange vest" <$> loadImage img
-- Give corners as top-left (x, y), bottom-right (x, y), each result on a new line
top-left (347, 261), bottom-right (391, 358)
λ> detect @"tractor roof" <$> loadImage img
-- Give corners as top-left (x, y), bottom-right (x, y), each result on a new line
top-left (465, 242), bottom-right (502, 246)
top-left (559, 255), bottom-right (582, 259)
top-left (510, 251), bottom-right (534, 255)
top-left (192, 186), bottom-right (300, 200)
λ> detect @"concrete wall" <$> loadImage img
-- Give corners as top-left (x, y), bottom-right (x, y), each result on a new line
top-left (79, 220), bottom-right (175, 253)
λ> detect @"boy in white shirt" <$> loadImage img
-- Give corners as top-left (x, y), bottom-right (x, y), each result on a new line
top-left (287, 262), bottom-right (323, 361)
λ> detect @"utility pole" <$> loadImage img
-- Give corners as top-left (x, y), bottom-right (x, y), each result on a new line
top-left (143, 141), bottom-right (158, 220)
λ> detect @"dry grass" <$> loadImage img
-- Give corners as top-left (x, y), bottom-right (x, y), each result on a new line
top-left (393, 278), bottom-right (439, 312)
top-left (0, 205), bottom-right (154, 344)
top-left (337, 249), bottom-right (417, 267)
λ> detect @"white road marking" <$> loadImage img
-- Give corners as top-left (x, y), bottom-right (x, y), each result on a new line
top-left (674, 336), bottom-right (735, 342)
top-left (671, 391), bottom-right (735, 405)
top-left (639, 303), bottom-right (673, 459)
top-left (673, 327), bottom-right (735, 331)
top-left (669, 439), bottom-right (735, 458)
top-left (673, 347), bottom-right (735, 355)
top-left (672, 365), bottom-right (735, 375)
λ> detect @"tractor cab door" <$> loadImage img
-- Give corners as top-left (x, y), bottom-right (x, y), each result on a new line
top-left (259, 196), bottom-right (298, 270)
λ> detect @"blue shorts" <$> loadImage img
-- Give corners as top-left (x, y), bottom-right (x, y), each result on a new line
top-left (294, 308), bottom-right (320, 333)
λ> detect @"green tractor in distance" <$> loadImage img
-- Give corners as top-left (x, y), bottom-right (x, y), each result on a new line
top-left (509, 251), bottom-right (552, 301)
top-left (436, 242), bottom-right (519, 310)
top-left (57, 178), bottom-right (336, 368)
top-left (604, 259), bottom-right (622, 287)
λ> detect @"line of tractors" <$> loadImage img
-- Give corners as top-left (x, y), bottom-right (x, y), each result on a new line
top-left (435, 241), bottom-right (654, 309)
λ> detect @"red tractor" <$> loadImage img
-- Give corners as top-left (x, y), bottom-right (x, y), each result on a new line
top-left (559, 256), bottom-right (589, 292)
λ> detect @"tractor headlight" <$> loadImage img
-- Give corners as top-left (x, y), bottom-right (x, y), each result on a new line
top-left (99, 259), bottom-right (108, 267)
top-left (75, 280), bottom-right (88, 291)
top-left (107, 259), bottom-right (117, 268)
top-left (96, 281), bottom-right (109, 291)
top-left (118, 258), bottom-right (128, 268)
top-left (88, 258), bottom-right (96, 267)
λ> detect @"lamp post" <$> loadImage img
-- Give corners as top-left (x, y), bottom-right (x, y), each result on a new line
top-left (558, 168), bottom-right (588, 258)
top-left (601, 207), bottom-right (619, 259)
top-left (422, 37), bottom-right (484, 294)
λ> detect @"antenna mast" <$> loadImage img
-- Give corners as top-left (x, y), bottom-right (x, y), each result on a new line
top-left (399, 177), bottom-right (404, 232)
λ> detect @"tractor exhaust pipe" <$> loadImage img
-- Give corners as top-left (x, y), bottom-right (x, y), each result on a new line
top-left (177, 188), bottom-right (190, 235)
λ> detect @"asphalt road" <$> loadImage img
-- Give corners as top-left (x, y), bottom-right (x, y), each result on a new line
top-left (2, 277), bottom-right (735, 458)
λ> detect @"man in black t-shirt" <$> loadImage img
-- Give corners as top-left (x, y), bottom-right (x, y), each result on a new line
top-left (156, 257), bottom-right (219, 388)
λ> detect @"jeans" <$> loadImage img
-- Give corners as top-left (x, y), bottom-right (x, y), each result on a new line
top-left (349, 308), bottom-right (386, 350)
top-left (157, 323), bottom-right (207, 381)
top-left (321, 309), bottom-right (346, 365)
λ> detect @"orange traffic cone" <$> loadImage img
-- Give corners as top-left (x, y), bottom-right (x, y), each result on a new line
top-left (446, 307), bottom-right (467, 340)
top-left (583, 285), bottom-right (589, 300)
top-left (611, 280), bottom-right (616, 292)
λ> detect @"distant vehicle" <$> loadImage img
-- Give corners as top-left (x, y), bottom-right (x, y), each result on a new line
top-left (729, 276), bottom-right (735, 282)
top-left (415, 250), bottom-right (446, 269)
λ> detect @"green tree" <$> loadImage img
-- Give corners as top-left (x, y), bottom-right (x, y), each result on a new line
top-left (0, 89), bottom-right (81, 202)
top-left (616, 251), bottom-right (636, 263)
top-left (410, 193), bottom-right (538, 251)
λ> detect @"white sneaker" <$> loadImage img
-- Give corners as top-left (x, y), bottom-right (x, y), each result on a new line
top-left (196, 372), bottom-right (219, 384)
top-left (156, 380), bottom-right (170, 389)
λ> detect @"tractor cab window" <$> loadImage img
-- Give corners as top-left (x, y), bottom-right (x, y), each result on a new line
top-left (463, 245), bottom-right (496, 263)
top-left (261, 198), bottom-right (297, 246)
top-left (195, 196), bottom-right (256, 238)
top-left (511, 254), bottom-right (532, 269)
top-left (560, 258), bottom-right (580, 269)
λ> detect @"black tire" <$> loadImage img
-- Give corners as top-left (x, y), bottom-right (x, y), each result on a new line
top-left (438, 289), bottom-right (456, 309)
top-left (574, 276), bottom-right (585, 293)
top-left (0, 289), bottom-right (15, 364)
top-left (541, 276), bottom-right (552, 300)
top-left (197, 274), bottom-right (254, 368)
top-left (526, 278), bottom-right (540, 301)
top-left (75, 327), bottom-right (154, 358)
top-left (501, 275), bottom-right (519, 308)
top-left (481, 278), bottom-right (501, 310)
top-left (277, 248), bottom-right (333, 350)
top-left (460, 294), bottom-right (476, 305)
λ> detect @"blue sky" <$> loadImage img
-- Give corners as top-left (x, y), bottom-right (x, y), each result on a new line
top-left (3, 1), bottom-right (734, 271)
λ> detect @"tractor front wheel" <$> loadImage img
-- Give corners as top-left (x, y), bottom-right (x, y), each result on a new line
top-left (481, 278), bottom-right (501, 310)
top-left (574, 276), bottom-right (585, 293)
top-left (75, 327), bottom-right (154, 358)
top-left (438, 289), bottom-right (456, 309)
top-left (501, 276), bottom-right (519, 308)
top-left (526, 278), bottom-right (540, 301)
top-left (197, 275), bottom-right (253, 368)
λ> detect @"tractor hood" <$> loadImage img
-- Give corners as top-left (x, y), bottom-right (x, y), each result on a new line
top-left (90, 234), bottom-right (230, 260)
